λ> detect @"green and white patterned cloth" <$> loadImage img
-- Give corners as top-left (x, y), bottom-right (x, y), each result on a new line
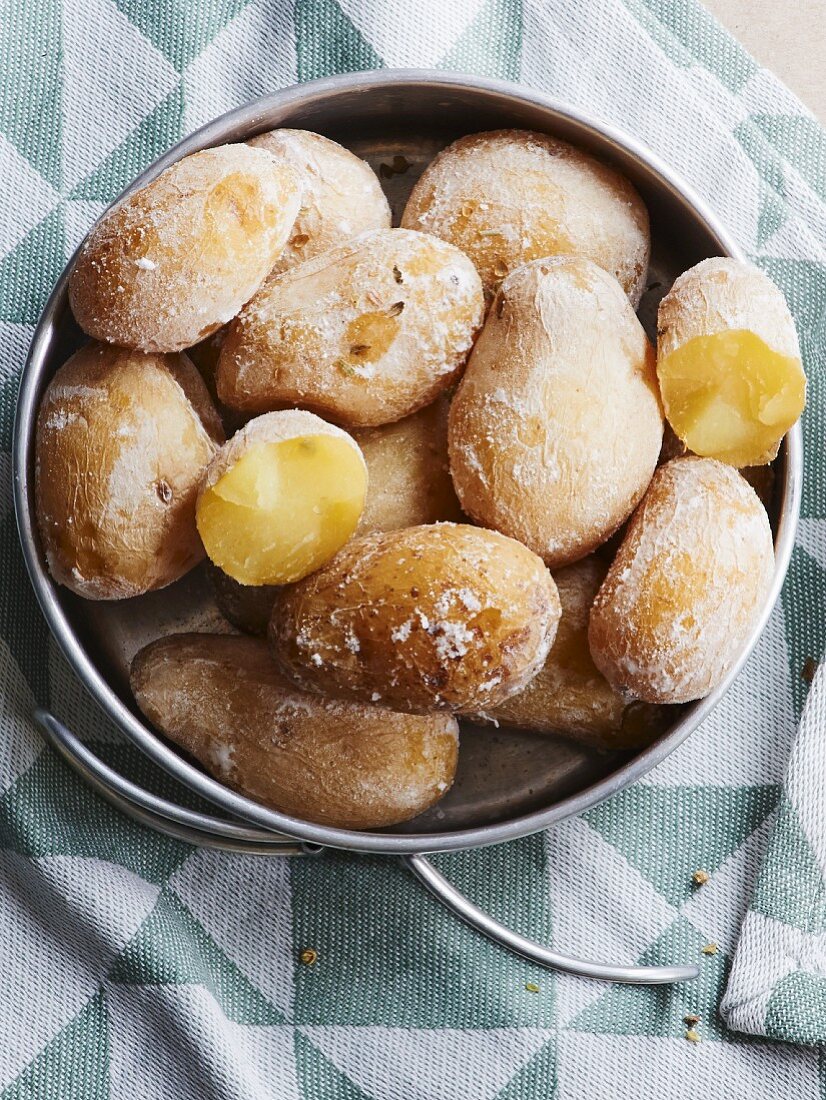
top-left (1, 0), bottom-right (826, 1095)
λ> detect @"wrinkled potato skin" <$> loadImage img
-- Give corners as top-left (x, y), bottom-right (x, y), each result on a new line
top-left (36, 343), bottom-right (223, 599)
top-left (206, 562), bottom-right (279, 635)
top-left (449, 257), bottom-right (663, 569)
top-left (270, 523), bottom-right (561, 714)
top-left (355, 397), bottom-right (464, 534)
top-left (216, 228), bottom-right (485, 427)
top-left (588, 457), bottom-right (775, 704)
top-left (401, 129), bottom-right (650, 303)
top-left (69, 145), bottom-right (301, 352)
top-left (131, 634), bottom-right (459, 829)
top-left (469, 558), bottom-right (663, 749)
top-left (248, 129), bottom-right (391, 276)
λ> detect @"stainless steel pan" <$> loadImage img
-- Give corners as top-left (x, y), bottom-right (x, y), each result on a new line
top-left (13, 71), bottom-right (802, 984)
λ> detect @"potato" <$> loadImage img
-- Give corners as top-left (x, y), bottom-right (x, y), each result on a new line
top-left (216, 227), bottom-right (485, 427)
top-left (35, 342), bottom-right (223, 599)
top-left (401, 129), bottom-right (649, 304)
top-left (69, 145), bottom-right (301, 352)
top-left (354, 397), bottom-right (463, 534)
top-left (588, 456), bottom-right (775, 704)
top-left (467, 558), bottom-right (661, 749)
top-left (196, 411), bottom-right (367, 586)
top-left (270, 523), bottom-right (561, 714)
top-left (657, 258), bottom-right (806, 467)
top-left (131, 634), bottom-right (458, 830)
top-left (206, 562), bottom-right (279, 635)
top-left (247, 129), bottom-right (391, 275)
top-left (449, 257), bottom-right (663, 569)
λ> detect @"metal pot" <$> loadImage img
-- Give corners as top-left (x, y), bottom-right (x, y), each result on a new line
top-left (13, 71), bottom-right (802, 984)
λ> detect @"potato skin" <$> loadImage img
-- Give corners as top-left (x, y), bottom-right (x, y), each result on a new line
top-left (248, 129), bottom-right (391, 275)
top-left (36, 342), bottom-right (223, 599)
top-left (469, 558), bottom-right (663, 749)
top-left (69, 145), bottom-right (301, 352)
top-left (355, 397), bottom-right (464, 534)
top-left (658, 257), bottom-right (800, 365)
top-left (401, 129), bottom-right (649, 304)
top-left (206, 562), bottom-right (279, 635)
top-left (657, 257), bottom-right (804, 466)
top-left (588, 456), bottom-right (775, 704)
top-left (131, 634), bottom-right (459, 830)
top-left (270, 523), bottom-right (561, 714)
top-left (216, 227), bottom-right (485, 427)
top-left (449, 257), bottom-right (663, 569)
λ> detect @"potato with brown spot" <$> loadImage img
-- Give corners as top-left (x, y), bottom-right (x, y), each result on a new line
top-left (69, 144), bottom-right (301, 352)
top-left (216, 228), bottom-right (484, 427)
top-left (247, 129), bottom-right (391, 275)
top-left (468, 557), bottom-right (663, 749)
top-left (588, 456), bottom-right (775, 704)
top-left (355, 397), bottom-right (464, 533)
top-left (36, 342), bottom-right (223, 599)
top-left (401, 129), bottom-right (650, 303)
top-left (449, 257), bottom-right (663, 569)
top-left (270, 523), bottom-right (561, 714)
top-left (131, 634), bottom-right (458, 830)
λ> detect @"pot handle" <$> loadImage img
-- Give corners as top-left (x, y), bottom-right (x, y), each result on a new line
top-left (34, 710), bottom-right (312, 855)
top-left (404, 853), bottom-right (699, 985)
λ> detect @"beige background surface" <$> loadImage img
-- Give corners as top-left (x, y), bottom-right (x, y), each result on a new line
top-left (705, 0), bottom-right (826, 120)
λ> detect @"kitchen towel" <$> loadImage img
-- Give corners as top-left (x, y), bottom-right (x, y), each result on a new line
top-left (1, 1), bottom-right (825, 1096)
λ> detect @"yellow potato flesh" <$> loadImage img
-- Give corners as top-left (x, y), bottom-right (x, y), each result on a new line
top-left (197, 435), bottom-right (366, 585)
top-left (658, 329), bottom-right (805, 467)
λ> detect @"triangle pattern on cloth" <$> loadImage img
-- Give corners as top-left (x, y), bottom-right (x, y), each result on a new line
top-left (0, 745), bottom-right (192, 884)
top-left (69, 85), bottom-right (185, 202)
top-left (492, 1034), bottom-right (557, 1100)
top-left (111, 0), bottom-right (254, 72)
top-left (339, 0), bottom-right (487, 69)
top-left (750, 114), bottom-right (826, 204)
top-left (60, 0), bottom-right (178, 191)
top-left (750, 796), bottom-right (826, 933)
top-left (0, 4), bottom-right (62, 188)
top-left (0, 990), bottom-right (109, 1100)
top-left (294, 0), bottom-right (383, 82)
top-left (781, 546), bottom-right (826, 716)
top-left (294, 1030), bottom-right (373, 1100)
top-left (582, 784), bottom-right (778, 908)
top-left (301, 1026), bottom-right (554, 1100)
top-left (764, 971), bottom-right (826, 1046)
top-left (109, 887), bottom-right (287, 1026)
top-left (567, 915), bottom-right (729, 1041)
top-left (0, 514), bottom-right (52, 703)
top-left (0, 207), bottom-right (66, 326)
top-left (438, 0), bottom-right (524, 81)
top-left (291, 838), bottom-right (553, 1029)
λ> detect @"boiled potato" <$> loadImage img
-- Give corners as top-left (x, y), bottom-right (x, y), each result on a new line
top-left (657, 257), bottom-right (806, 466)
top-left (449, 257), bottom-right (663, 569)
top-left (588, 456), bottom-right (775, 704)
top-left (355, 397), bottom-right (463, 534)
top-left (468, 558), bottom-right (662, 749)
top-left (270, 523), bottom-right (561, 714)
top-left (69, 145), bottom-right (301, 352)
top-left (206, 562), bottom-right (279, 635)
top-left (196, 410), bottom-right (367, 586)
top-left (36, 342), bottom-right (223, 599)
top-left (216, 228), bottom-right (485, 427)
top-left (401, 129), bottom-right (649, 303)
top-left (131, 634), bottom-right (458, 829)
top-left (248, 128), bottom-right (391, 275)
